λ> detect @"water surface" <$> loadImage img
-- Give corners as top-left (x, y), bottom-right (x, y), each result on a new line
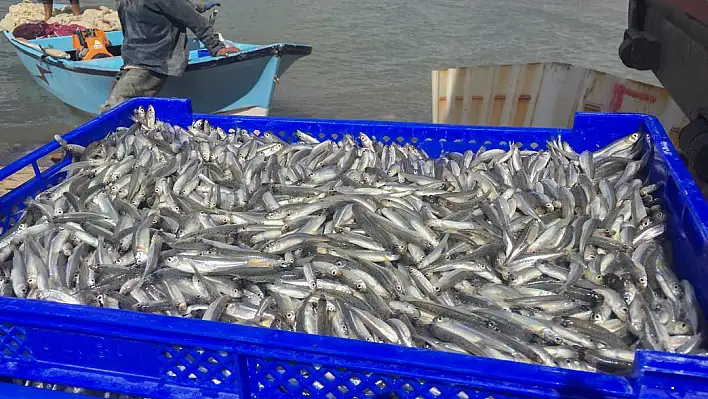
top-left (0, 0), bottom-right (655, 164)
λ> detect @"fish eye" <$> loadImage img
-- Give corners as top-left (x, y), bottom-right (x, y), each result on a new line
top-left (620, 307), bottom-right (628, 314)
top-left (639, 277), bottom-right (647, 283)
top-left (565, 359), bottom-right (572, 365)
top-left (167, 256), bottom-right (176, 263)
top-left (593, 314), bottom-right (602, 321)
top-left (335, 261), bottom-right (344, 267)
top-left (433, 286), bottom-right (441, 292)
top-left (356, 283), bottom-right (365, 290)
top-left (554, 337), bottom-right (563, 344)
top-left (674, 284), bottom-right (681, 291)
top-left (330, 269), bottom-right (338, 276)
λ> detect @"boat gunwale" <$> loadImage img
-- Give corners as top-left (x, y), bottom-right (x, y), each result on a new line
top-left (2, 31), bottom-right (312, 77)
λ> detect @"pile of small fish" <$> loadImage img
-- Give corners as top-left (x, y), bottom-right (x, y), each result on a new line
top-left (0, 105), bottom-right (703, 384)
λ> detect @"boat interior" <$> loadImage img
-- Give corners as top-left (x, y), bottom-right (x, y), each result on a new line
top-left (21, 31), bottom-right (255, 64)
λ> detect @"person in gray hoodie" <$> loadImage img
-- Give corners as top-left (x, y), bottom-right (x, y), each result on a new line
top-left (100, 0), bottom-right (239, 112)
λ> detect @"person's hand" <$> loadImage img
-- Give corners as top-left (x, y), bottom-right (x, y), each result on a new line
top-left (204, 2), bottom-right (221, 10)
top-left (195, 2), bottom-right (220, 13)
top-left (216, 46), bottom-right (240, 56)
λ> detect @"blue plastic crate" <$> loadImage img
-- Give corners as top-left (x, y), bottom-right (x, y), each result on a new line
top-left (0, 97), bottom-right (707, 399)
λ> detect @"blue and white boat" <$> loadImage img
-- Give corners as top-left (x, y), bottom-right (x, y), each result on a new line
top-left (2, 28), bottom-right (311, 116)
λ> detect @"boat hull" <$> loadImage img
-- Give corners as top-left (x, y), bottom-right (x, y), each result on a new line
top-left (5, 31), bottom-right (310, 116)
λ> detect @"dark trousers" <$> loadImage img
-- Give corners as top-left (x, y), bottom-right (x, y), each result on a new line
top-left (100, 67), bottom-right (168, 113)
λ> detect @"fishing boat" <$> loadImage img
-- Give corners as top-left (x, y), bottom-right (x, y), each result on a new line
top-left (3, 28), bottom-right (311, 116)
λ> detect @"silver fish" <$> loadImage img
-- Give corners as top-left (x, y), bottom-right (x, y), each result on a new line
top-left (0, 108), bottom-right (699, 381)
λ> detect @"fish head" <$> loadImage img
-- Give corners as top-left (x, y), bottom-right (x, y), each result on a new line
top-left (266, 209), bottom-right (290, 220)
top-left (671, 282), bottom-right (685, 298)
top-left (652, 211), bottom-right (667, 223)
top-left (277, 260), bottom-right (293, 270)
top-left (353, 280), bottom-right (367, 292)
top-left (617, 306), bottom-right (629, 321)
top-left (543, 330), bottom-right (564, 345)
